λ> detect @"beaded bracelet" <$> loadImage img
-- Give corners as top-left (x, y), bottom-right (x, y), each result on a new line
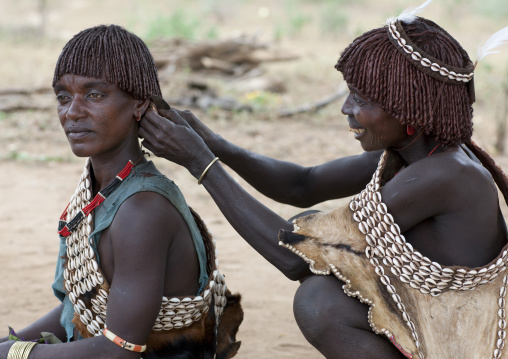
top-left (7, 341), bottom-right (38, 359)
top-left (102, 327), bottom-right (147, 353)
top-left (198, 157), bottom-right (220, 185)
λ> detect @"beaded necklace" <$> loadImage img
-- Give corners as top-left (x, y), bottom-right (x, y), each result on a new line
top-left (57, 160), bottom-right (134, 237)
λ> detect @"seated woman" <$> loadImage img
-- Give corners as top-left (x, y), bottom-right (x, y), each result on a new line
top-left (0, 25), bottom-right (242, 359)
top-left (138, 3), bottom-right (508, 359)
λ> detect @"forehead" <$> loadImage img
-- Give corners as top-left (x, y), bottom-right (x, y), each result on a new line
top-left (52, 74), bottom-right (133, 100)
top-left (54, 74), bottom-right (114, 89)
top-left (347, 83), bottom-right (373, 102)
top-left (347, 83), bottom-right (363, 94)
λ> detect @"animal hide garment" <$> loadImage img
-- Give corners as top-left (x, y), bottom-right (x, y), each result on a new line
top-left (279, 150), bottom-right (508, 359)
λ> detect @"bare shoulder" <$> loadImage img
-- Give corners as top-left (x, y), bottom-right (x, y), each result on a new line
top-left (112, 191), bottom-right (187, 245)
top-left (387, 146), bottom-right (497, 205)
top-left (381, 146), bottom-right (500, 237)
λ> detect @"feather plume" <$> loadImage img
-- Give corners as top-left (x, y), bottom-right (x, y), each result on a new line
top-left (476, 26), bottom-right (508, 64)
top-left (386, 0), bottom-right (433, 25)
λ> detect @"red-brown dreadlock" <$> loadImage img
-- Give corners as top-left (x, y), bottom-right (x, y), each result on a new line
top-left (336, 17), bottom-right (473, 146)
top-left (53, 25), bottom-right (161, 101)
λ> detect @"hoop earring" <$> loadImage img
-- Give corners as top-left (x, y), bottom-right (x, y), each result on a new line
top-left (407, 125), bottom-right (415, 136)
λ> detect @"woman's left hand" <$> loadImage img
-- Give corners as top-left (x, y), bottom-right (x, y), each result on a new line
top-left (139, 108), bottom-right (216, 178)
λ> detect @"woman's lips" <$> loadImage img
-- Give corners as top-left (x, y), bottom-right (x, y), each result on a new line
top-left (66, 128), bottom-right (92, 140)
top-left (349, 127), bottom-right (366, 139)
top-left (349, 127), bottom-right (365, 134)
top-left (347, 117), bottom-right (366, 138)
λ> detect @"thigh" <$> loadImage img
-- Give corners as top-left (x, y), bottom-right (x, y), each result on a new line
top-left (293, 275), bottom-right (406, 359)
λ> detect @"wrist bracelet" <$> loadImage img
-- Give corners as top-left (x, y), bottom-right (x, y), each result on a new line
top-left (7, 341), bottom-right (38, 359)
top-left (198, 157), bottom-right (220, 185)
top-left (102, 327), bottom-right (147, 353)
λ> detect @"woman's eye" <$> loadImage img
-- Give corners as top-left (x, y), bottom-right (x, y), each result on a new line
top-left (57, 95), bottom-right (70, 103)
top-left (88, 93), bottom-right (103, 99)
top-left (353, 93), bottom-right (363, 104)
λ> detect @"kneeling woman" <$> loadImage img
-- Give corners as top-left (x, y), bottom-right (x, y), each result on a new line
top-left (138, 5), bottom-right (508, 359)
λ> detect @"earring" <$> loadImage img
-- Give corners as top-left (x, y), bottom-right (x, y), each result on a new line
top-left (136, 112), bottom-right (141, 122)
top-left (407, 125), bottom-right (415, 136)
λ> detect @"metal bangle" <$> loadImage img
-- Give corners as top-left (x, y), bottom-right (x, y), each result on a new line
top-left (197, 157), bottom-right (220, 185)
top-left (8, 341), bottom-right (37, 359)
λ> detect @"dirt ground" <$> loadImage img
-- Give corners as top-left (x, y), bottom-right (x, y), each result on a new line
top-left (1, 0), bottom-right (508, 358)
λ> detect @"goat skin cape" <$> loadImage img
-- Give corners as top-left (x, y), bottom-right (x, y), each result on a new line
top-left (279, 148), bottom-right (508, 359)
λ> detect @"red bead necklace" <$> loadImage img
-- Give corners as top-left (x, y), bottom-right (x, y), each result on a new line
top-left (57, 160), bottom-right (134, 237)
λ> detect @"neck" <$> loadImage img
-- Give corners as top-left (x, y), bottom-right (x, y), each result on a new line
top-left (392, 133), bottom-right (442, 165)
top-left (89, 146), bottom-right (145, 194)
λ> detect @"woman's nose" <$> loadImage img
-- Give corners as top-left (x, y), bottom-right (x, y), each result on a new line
top-left (65, 97), bottom-right (85, 121)
top-left (341, 95), bottom-right (352, 115)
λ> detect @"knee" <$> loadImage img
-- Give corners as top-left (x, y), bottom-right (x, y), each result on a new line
top-left (293, 275), bottom-right (370, 346)
top-left (293, 277), bottom-right (404, 359)
top-left (293, 276), bottom-right (342, 345)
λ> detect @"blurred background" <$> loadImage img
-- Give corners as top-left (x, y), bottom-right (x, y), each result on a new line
top-left (0, 1), bottom-right (507, 358)
top-left (1, 0), bottom-right (508, 160)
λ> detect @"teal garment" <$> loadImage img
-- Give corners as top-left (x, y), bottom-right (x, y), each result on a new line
top-left (51, 161), bottom-right (208, 341)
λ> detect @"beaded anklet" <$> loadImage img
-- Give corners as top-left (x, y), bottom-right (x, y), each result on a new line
top-left (102, 327), bottom-right (147, 352)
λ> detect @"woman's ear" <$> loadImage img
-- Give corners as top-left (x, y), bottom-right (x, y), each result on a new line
top-left (134, 98), bottom-right (151, 121)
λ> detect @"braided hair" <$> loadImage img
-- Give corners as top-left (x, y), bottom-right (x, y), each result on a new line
top-left (53, 24), bottom-right (161, 100)
top-left (336, 18), bottom-right (473, 146)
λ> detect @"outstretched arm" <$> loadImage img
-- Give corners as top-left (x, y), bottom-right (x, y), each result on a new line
top-left (139, 109), bottom-right (311, 281)
top-left (142, 109), bottom-right (381, 207)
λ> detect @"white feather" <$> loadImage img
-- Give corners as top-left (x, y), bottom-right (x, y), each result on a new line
top-left (386, 0), bottom-right (433, 25)
top-left (476, 26), bottom-right (508, 63)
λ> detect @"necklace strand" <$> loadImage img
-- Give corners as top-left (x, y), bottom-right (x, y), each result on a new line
top-left (57, 160), bottom-right (134, 237)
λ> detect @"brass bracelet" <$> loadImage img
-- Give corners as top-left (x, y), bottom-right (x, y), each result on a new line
top-left (197, 157), bottom-right (219, 185)
top-left (7, 341), bottom-right (38, 359)
top-left (7, 341), bottom-right (24, 359)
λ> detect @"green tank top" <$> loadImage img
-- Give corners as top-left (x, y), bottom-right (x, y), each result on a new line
top-left (52, 161), bottom-right (208, 341)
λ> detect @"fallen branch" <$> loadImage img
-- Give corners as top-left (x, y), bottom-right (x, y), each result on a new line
top-left (277, 89), bottom-right (347, 117)
top-left (0, 91), bottom-right (54, 113)
top-left (152, 36), bottom-right (299, 76)
top-left (0, 103), bottom-right (52, 113)
top-left (0, 87), bottom-right (52, 96)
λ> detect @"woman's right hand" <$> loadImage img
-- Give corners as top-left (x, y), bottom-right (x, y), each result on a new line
top-left (174, 110), bottom-right (225, 155)
top-left (139, 107), bottom-right (216, 178)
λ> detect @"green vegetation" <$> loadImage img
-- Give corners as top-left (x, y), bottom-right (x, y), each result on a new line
top-left (300, 0), bottom-right (355, 5)
top-left (285, 7), bottom-right (312, 37)
top-left (273, 1), bottom-right (313, 40)
top-left (143, 9), bottom-right (218, 42)
top-left (241, 90), bottom-right (282, 111)
top-left (273, 0), bottom-right (351, 40)
top-left (319, 4), bottom-right (348, 35)
top-left (3, 151), bottom-right (64, 163)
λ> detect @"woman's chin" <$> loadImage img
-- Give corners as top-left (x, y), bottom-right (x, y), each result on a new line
top-left (68, 145), bottom-right (94, 158)
top-left (359, 140), bottom-right (383, 152)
